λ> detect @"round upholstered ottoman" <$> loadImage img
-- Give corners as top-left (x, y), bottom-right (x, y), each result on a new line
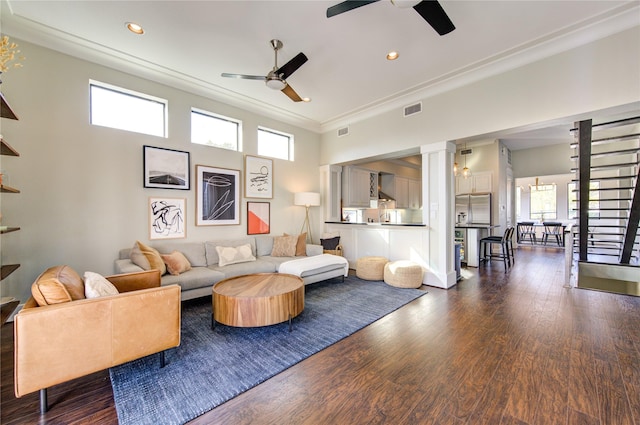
top-left (384, 261), bottom-right (424, 288)
top-left (356, 256), bottom-right (388, 281)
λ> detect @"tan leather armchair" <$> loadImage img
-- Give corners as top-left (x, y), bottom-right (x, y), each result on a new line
top-left (14, 267), bottom-right (181, 413)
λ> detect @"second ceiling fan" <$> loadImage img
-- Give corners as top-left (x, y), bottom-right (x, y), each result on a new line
top-left (221, 39), bottom-right (308, 102)
top-left (327, 0), bottom-right (455, 36)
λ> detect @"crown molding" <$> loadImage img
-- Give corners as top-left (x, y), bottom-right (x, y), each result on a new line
top-left (2, 1), bottom-right (637, 136)
top-left (319, 2), bottom-right (640, 133)
top-left (1, 7), bottom-right (322, 133)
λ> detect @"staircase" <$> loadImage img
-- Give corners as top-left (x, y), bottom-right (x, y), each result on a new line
top-left (571, 116), bottom-right (640, 296)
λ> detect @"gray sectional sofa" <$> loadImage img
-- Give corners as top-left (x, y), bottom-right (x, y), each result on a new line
top-left (115, 236), bottom-right (348, 300)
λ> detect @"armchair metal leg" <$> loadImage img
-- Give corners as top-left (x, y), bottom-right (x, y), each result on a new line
top-left (160, 351), bottom-right (166, 368)
top-left (40, 388), bottom-right (48, 414)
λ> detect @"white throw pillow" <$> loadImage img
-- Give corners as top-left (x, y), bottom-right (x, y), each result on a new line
top-left (215, 244), bottom-right (256, 267)
top-left (84, 271), bottom-right (119, 298)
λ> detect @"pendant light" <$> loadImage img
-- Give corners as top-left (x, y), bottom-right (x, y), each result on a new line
top-left (462, 142), bottom-right (471, 178)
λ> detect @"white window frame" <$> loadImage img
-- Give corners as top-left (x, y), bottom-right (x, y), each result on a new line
top-left (89, 80), bottom-right (167, 137)
top-left (530, 184), bottom-right (557, 221)
top-left (257, 126), bottom-right (294, 161)
top-left (568, 181), bottom-right (600, 219)
top-left (190, 108), bottom-right (242, 151)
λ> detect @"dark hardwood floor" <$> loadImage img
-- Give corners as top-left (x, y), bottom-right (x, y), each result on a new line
top-left (2, 247), bottom-right (639, 424)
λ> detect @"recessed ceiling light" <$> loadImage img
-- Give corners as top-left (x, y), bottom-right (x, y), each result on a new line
top-left (303, 97), bottom-right (311, 102)
top-left (126, 22), bottom-right (144, 35)
top-left (386, 51), bottom-right (399, 60)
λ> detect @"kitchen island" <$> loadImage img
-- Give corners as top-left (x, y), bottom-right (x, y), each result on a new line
top-left (454, 224), bottom-right (501, 267)
top-left (325, 222), bottom-right (435, 287)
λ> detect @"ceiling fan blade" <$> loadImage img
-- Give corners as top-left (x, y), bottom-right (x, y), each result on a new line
top-left (281, 84), bottom-right (303, 102)
top-left (221, 73), bottom-right (266, 81)
top-left (413, 0), bottom-right (455, 35)
top-left (275, 53), bottom-right (308, 80)
top-left (326, 0), bottom-right (380, 18)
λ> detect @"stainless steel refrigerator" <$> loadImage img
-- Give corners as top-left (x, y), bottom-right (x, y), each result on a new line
top-left (455, 193), bottom-right (491, 225)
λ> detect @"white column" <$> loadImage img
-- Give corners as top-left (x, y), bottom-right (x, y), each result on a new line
top-left (421, 141), bottom-right (457, 288)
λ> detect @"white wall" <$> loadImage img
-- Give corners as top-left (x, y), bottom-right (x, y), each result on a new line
top-left (512, 144), bottom-right (574, 178)
top-left (0, 40), bottom-right (321, 302)
top-left (516, 174), bottom-right (574, 223)
top-left (320, 27), bottom-right (640, 165)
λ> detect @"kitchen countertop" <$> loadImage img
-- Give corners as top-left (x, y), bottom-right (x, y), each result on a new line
top-left (455, 224), bottom-right (500, 229)
top-left (325, 221), bottom-right (426, 227)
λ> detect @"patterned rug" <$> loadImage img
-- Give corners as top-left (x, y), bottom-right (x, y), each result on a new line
top-left (110, 276), bottom-right (427, 425)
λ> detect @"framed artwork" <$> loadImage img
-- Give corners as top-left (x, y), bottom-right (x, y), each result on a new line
top-left (244, 155), bottom-right (273, 199)
top-left (149, 197), bottom-right (186, 240)
top-left (196, 165), bottom-right (240, 226)
top-left (143, 145), bottom-right (190, 190)
top-left (247, 202), bottom-right (270, 235)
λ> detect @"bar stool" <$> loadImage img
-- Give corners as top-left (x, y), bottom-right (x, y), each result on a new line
top-left (480, 227), bottom-right (514, 271)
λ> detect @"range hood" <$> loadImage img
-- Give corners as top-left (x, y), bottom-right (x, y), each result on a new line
top-left (378, 173), bottom-right (395, 201)
top-left (378, 171), bottom-right (395, 201)
top-left (378, 190), bottom-right (395, 201)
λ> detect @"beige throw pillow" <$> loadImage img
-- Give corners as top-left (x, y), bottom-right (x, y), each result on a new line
top-left (215, 244), bottom-right (256, 267)
top-left (271, 235), bottom-right (297, 257)
top-left (161, 251), bottom-right (192, 275)
top-left (84, 271), bottom-right (119, 298)
top-left (130, 242), bottom-right (151, 270)
top-left (284, 232), bottom-right (307, 256)
top-left (135, 241), bottom-right (167, 275)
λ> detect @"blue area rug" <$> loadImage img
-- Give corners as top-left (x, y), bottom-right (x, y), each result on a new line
top-left (110, 276), bottom-right (427, 425)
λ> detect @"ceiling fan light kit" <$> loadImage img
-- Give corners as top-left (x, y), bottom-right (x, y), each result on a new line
top-left (221, 39), bottom-right (308, 102)
top-left (327, 0), bottom-right (455, 36)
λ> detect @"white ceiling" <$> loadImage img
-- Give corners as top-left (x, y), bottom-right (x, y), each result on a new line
top-left (2, 0), bottom-right (639, 150)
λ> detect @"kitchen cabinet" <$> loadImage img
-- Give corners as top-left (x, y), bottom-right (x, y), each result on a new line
top-left (394, 177), bottom-right (409, 208)
top-left (342, 166), bottom-right (377, 208)
top-left (382, 174), bottom-right (421, 209)
top-left (407, 178), bottom-right (421, 209)
top-left (456, 171), bottom-right (492, 195)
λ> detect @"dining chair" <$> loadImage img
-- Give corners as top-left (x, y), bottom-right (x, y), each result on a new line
top-left (542, 222), bottom-right (563, 246)
top-left (517, 222), bottom-right (537, 244)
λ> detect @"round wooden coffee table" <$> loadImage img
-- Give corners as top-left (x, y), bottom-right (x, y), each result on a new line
top-left (212, 273), bottom-right (304, 331)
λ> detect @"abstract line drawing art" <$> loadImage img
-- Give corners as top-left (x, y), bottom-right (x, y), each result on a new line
top-left (244, 155), bottom-right (273, 199)
top-left (247, 202), bottom-right (270, 235)
top-left (196, 165), bottom-right (240, 226)
top-left (149, 197), bottom-right (186, 239)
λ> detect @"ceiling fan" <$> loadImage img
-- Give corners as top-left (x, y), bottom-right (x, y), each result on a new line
top-left (221, 39), bottom-right (308, 102)
top-left (327, 0), bottom-right (455, 36)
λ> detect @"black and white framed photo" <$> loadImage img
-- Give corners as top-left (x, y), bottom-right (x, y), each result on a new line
top-left (149, 197), bottom-right (186, 240)
top-left (196, 165), bottom-right (240, 226)
top-left (143, 145), bottom-right (190, 190)
top-left (244, 155), bottom-right (273, 199)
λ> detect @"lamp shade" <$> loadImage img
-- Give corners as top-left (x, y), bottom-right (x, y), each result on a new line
top-left (294, 192), bottom-right (320, 207)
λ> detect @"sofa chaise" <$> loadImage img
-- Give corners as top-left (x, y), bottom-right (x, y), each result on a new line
top-left (115, 235), bottom-right (349, 300)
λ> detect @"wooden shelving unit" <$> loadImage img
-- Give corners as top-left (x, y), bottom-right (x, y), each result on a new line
top-left (1, 92), bottom-right (20, 324)
top-left (0, 184), bottom-right (20, 193)
top-left (0, 226), bottom-right (20, 234)
top-left (1, 138), bottom-right (19, 156)
top-left (1, 264), bottom-right (20, 280)
top-left (0, 92), bottom-right (18, 120)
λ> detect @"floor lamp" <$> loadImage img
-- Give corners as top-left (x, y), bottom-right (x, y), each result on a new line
top-left (294, 192), bottom-right (320, 244)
